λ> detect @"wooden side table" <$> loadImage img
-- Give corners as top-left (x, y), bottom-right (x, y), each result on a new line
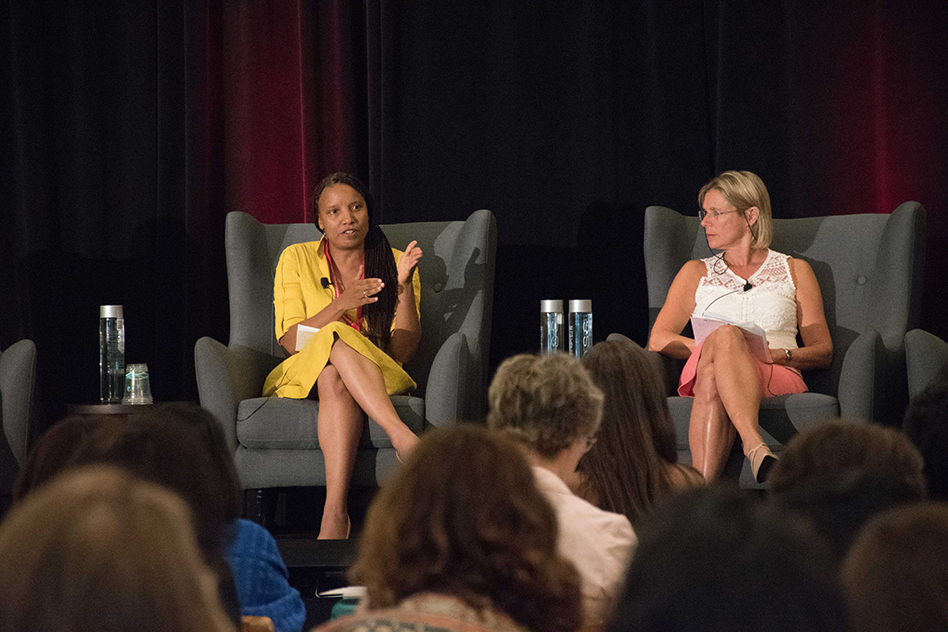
top-left (66, 402), bottom-right (196, 416)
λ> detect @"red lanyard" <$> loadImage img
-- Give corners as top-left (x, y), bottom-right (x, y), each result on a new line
top-left (324, 240), bottom-right (363, 332)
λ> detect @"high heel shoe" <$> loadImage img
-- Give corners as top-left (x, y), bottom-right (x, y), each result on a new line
top-left (747, 443), bottom-right (778, 484)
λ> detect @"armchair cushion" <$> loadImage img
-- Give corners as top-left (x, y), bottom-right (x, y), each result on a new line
top-left (234, 396), bottom-right (425, 450)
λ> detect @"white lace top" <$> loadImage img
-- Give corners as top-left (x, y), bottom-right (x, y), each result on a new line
top-left (694, 249), bottom-right (799, 351)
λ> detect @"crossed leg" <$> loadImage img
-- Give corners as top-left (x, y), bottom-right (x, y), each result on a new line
top-left (689, 325), bottom-right (767, 481)
top-left (312, 339), bottom-right (420, 539)
top-left (315, 364), bottom-right (362, 540)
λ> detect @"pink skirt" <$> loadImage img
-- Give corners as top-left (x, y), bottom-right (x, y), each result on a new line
top-left (678, 340), bottom-right (808, 398)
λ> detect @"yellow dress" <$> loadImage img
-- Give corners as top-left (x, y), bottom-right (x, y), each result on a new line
top-left (262, 237), bottom-right (421, 399)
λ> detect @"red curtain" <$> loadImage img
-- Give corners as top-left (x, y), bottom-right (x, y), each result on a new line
top-left (188, 0), bottom-right (366, 226)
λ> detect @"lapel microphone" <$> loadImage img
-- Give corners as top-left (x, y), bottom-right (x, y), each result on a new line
top-left (320, 277), bottom-right (333, 289)
top-left (743, 280), bottom-right (752, 292)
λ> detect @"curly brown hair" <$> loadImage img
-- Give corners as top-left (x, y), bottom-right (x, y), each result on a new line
top-left (349, 424), bottom-right (582, 632)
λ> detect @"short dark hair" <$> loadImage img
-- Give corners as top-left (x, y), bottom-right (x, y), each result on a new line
top-left (98, 404), bottom-right (242, 559)
top-left (12, 414), bottom-right (125, 502)
top-left (903, 380), bottom-right (948, 501)
top-left (768, 421), bottom-right (927, 566)
top-left (608, 485), bottom-right (847, 632)
top-left (843, 502), bottom-right (948, 632)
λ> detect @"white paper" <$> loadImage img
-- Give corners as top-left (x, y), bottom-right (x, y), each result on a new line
top-left (316, 586), bottom-right (366, 598)
top-left (690, 311), bottom-right (771, 363)
top-left (295, 324), bottom-right (320, 352)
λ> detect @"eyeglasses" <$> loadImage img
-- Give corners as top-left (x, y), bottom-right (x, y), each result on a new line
top-left (699, 208), bottom-right (745, 221)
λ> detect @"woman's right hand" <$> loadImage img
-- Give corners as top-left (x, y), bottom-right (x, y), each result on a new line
top-left (335, 265), bottom-right (384, 312)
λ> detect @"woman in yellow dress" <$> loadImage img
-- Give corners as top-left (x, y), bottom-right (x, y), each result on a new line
top-left (263, 172), bottom-right (422, 540)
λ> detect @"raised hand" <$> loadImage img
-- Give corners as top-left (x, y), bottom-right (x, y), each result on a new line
top-left (339, 264), bottom-right (384, 311)
top-left (397, 240), bottom-right (423, 285)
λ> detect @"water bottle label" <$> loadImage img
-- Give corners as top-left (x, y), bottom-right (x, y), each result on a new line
top-left (569, 313), bottom-right (593, 358)
top-left (540, 312), bottom-right (563, 353)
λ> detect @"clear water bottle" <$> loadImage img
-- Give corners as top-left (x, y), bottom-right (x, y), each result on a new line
top-left (568, 299), bottom-right (593, 358)
top-left (99, 305), bottom-right (126, 403)
top-left (540, 300), bottom-right (564, 353)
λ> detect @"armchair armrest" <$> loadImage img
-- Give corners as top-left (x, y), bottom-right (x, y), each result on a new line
top-left (905, 329), bottom-right (948, 399)
top-left (423, 332), bottom-right (471, 429)
top-left (0, 339), bottom-right (37, 465)
top-left (194, 337), bottom-right (277, 452)
top-left (837, 329), bottom-right (907, 426)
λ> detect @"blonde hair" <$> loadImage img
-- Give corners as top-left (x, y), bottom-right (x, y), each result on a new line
top-left (0, 466), bottom-right (236, 632)
top-left (487, 353), bottom-right (603, 459)
top-left (698, 170), bottom-right (773, 249)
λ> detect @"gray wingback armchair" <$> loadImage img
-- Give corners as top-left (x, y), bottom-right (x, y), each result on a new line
top-left (1, 339), bottom-right (37, 501)
top-left (626, 202), bottom-right (925, 488)
top-left (905, 329), bottom-right (948, 400)
top-left (195, 210), bottom-right (496, 492)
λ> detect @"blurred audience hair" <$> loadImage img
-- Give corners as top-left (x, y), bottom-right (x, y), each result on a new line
top-left (903, 380), bottom-right (948, 501)
top-left (12, 414), bottom-right (124, 502)
top-left (578, 339), bottom-right (702, 524)
top-left (487, 352), bottom-right (603, 459)
top-left (842, 502), bottom-right (948, 632)
top-left (350, 424), bottom-right (583, 632)
top-left (0, 465), bottom-right (235, 632)
top-left (767, 420), bottom-right (926, 566)
top-left (608, 484), bottom-right (847, 632)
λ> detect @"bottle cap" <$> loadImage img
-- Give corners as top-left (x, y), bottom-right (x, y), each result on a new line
top-left (540, 299), bottom-right (563, 312)
top-left (569, 299), bottom-right (592, 313)
top-left (100, 305), bottom-right (124, 318)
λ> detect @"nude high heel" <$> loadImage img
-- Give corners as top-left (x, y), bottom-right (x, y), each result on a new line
top-left (747, 443), bottom-right (778, 484)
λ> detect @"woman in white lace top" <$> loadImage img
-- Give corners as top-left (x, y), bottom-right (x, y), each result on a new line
top-left (648, 171), bottom-right (832, 484)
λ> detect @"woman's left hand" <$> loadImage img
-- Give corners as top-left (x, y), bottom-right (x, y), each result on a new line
top-left (397, 240), bottom-right (423, 285)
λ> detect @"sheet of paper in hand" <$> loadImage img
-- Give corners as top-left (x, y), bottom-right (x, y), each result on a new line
top-left (295, 324), bottom-right (319, 352)
top-left (690, 312), bottom-right (771, 363)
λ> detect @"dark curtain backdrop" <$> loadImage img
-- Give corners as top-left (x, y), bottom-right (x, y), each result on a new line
top-left (2, 0), bottom-right (946, 435)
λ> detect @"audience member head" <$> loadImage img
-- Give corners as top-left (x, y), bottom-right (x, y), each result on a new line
top-left (608, 484), bottom-right (847, 632)
top-left (903, 380), bottom-right (948, 500)
top-left (578, 339), bottom-right (702, 524)
top-left (12, 414), bottom-right (124, 502)
top-left (842, 502), bottom-right (948, 632)
top-left (487, 352), bottom-right (603, 461)
top-left (95, 405), bottom-right (242, 558)
top-left (698, 170), bottom-right (773, 249)
top-left (0, 466), bottom-right (235, 632)
top-left (768, 420), bottom-right (926, 566)
top-left (350, 424), bottom-right (583, 632)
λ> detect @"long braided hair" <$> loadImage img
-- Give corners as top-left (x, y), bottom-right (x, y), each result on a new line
top-left (312, 173), bottom-right (399, 354)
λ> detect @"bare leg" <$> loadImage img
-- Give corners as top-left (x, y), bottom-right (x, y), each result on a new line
top-left (688, 326), bottom-right (767, 480)
top-left (328, 340), bottom-right (419, 457)
top-left (314, 365), bottom-right (362, 539)
top-left (690, 364), bottom-right (736, 481)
